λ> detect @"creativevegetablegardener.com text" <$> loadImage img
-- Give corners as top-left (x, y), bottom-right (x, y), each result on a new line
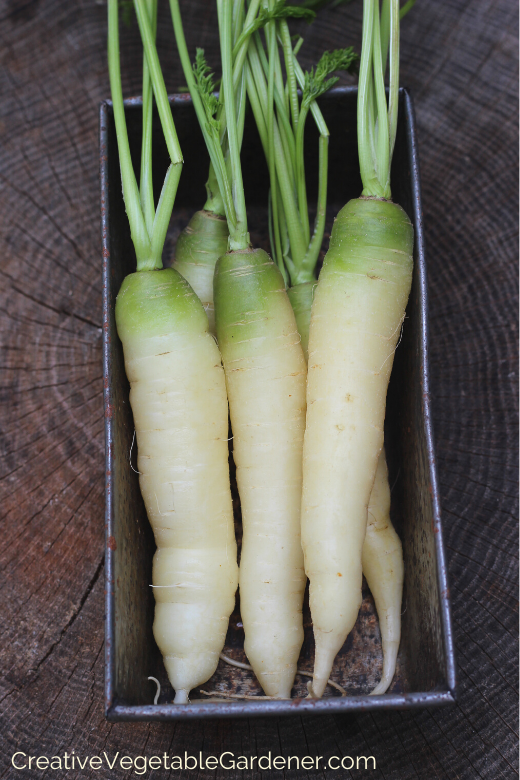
top-left (12, 751), bottom-right (376, 773)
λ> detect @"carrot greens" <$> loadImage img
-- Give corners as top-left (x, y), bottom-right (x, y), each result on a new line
top-left (108, 0), bottom-right (183, 269)
top-left (243, 18), bottom-right (357, 353)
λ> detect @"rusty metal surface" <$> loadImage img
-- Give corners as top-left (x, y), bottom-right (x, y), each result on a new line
top-left (101, 88), bottom-right (455, 720)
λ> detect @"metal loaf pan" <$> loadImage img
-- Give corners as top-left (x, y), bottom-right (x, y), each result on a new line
top-left (101, 87), bottom-right (456, 721)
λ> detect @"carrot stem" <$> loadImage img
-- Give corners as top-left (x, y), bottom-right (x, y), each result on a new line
top-left (134, 0), bottom-right (182, 166)
top-left (388, 0), bottom-right (400, 161)
top-left (168, 0), bottom-right (236, 227)
top-left (217, 0), bottom-right (249, 250)
top-left (372, 0), bottom-right (390, 196)
top-left (139, 0), bottom-right (157, 237)
top-left (108, 0), bottom-right (151, 268)
top-left (279, 20), bottom-right (299, 133)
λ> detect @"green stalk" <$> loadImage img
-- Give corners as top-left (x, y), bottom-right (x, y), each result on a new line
top-left (387, 0), bottom-right (400, 161)
top-left (291, 49), bottom-right (331, 275)
top-left (248, 34), bottom-right (306, 265)
top-left (276, 106), bottom-right (297, 188)
top-left (267, 16), bottom-right (284, 274)
top-left (217, 0), bottom-right (249, 250)
top-left (380, 0), bottom-right (410, 167)
top-left (292, 34), bottom-right (304, 58)
top-left (168, 0), bottom-right (235, 225)
top-left (269, 23), bottom-right (298, 187)
top-left (279, 196), bottom-right (294, 279)
top-left (269, 185), bottom-right (287, 283)
top-left (134, 0), bottom-right (184, 264)
top-left (295, 101), bottom-right (311, 247)
top-left (399, 0), bottom-right (416, 18)
top-left (134, 0), bottom-right (183, 166)
top-left (214, 0), bottom-right (261, 162)
top-left (253, 30), bottom-right (295, 166)
top-left (108, 0), bottom-right (185, 271)
top-left (380, 0), bottom-right (390, 75)
top-left (358, 0), bottom-right (382, 197)
top-left (233, 0), bottom-right (247, 144)
top-left (150, 162), bottom-right (183, 261)
top-left (108, 0), bottom-right (151, 269)
top-left (272, 24), bottom-right (290, 121)
top-left (232, 0), bottom-right (245, 40)
top-left (298, 133), bottom-right (328, 282)
top-left (204, 163), bottom-right (226, 215)
top-left (245, 52), bottom-right (289, 274)
top-left (139, 0), bottom-right (158, 238)
top-left (292, 52), bottom-right (329, 137)
top-left (273, 122), bottom-right (307, 267)
top-left (371, 0), bottom-right (390, 196)
top-left (245, 60), bottom-right (269, 156)
top-left (236, 68), bottom-right (248, 153)
top-left (366, 75), bottom-right (378, 180)
top-left (231, 1), bottom-right (248, 149)
top-left (214, 0), bottom-right (245, 147)
top-left (231, 0), bottom-right (262, 58)
top-left (358, 0), bottom-right (400, 199)
top-left (279, 20), bottom-right (299, 132)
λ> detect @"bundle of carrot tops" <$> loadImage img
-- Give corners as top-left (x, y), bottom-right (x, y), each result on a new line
top-left (108, 0), bottom-right (414, 704)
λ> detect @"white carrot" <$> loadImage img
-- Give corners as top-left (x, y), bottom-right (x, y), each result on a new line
top-left (302, 0), bottom-right (413, 698)
top-left (292, 290), bottom-right (403, 696)
top-left (173, 207), bottom-right (228, 335)
top-left (214, 248), bottom-right (307, 698)
top-left (363, 449), bottom-right (403, 694)
top-left (210, 0), bottom-right (307, 698)
top-left (117, 272), bottom-right (238, 703)
top-left (108, 0), bottom-right (238, 704)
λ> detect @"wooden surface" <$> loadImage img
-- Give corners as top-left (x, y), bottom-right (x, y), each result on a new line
top-left (0, 0), bottom-right (517, 777)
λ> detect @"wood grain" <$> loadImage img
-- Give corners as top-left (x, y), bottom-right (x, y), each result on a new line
top-left (0, 0), bottom-right (517, 777)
